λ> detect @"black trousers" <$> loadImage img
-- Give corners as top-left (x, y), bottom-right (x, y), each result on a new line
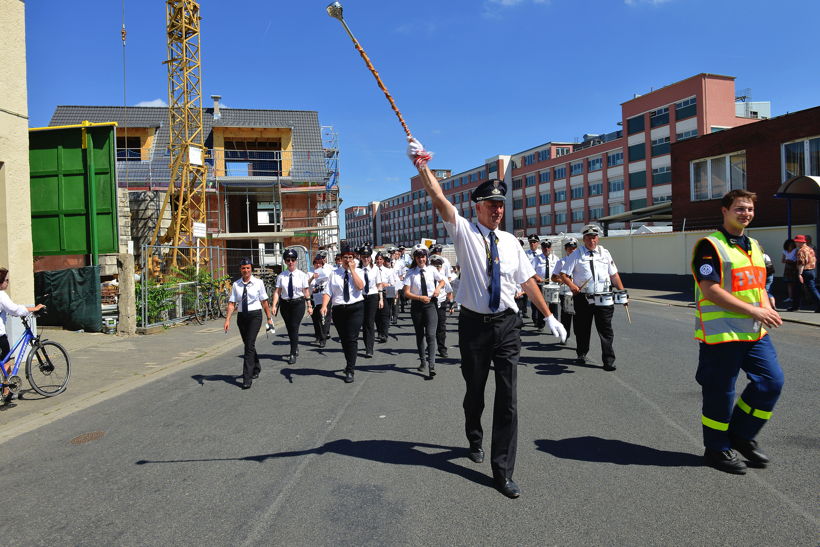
top-left (411, 301), bottom-right (438, 367)
top-left (530, 300), bottom-right (557, 328)
top-left (377, 297), bottom-right (393, 339)
top-left (435, 302), bottom-right (448, 355)
top-left (573, 295), bottom-right (615, 366)
top-left (280, 298), bottom-right (305, 356)
top-left (311, 301), bottom-right (331, 341)
top-left (236, 310), bottom-right (262, 382)
top-left (332, 301), bottom-right (364, 371)
top-left (390, 295), bottom-right (399, 324)
top-left (361, 293), bottom-right (380, 354)
top-left (399, 292), bottom-right (408, 313)
top-left (559, 294), bottom-right (574, 338)
top-left (459, 307), bottom-right (522, 481)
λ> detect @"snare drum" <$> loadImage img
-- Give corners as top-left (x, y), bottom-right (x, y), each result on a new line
top-left (587, 292), bottom-right (614, 306)
top-left (543, 284), bottom-right (560, 304)
top-left (613, 290), bottom-right (629, 305)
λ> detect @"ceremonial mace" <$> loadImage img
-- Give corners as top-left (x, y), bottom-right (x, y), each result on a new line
top-left (326, 1), bottom-right (413, 138)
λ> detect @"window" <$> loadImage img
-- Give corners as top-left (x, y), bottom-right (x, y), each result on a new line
top-left (257, 201), bottom-right (280, 226)
top-left (650, 106), bottom-right (669, 128)
top-left (526, 174), bottom-right (537, 187)
top-left (488, 162), bottom-right (498, 174)
top-left (629, 170), bottom-right (647, 189)
top-left (653, 194), bottom-right (671, 204)
top-left (627, 115), bottom-right (645, 135)
top-left (652, 166), bottom-right (672, 184)
top-left (526, 215), bottom-right (537, 228)
top-left (676, 129), bottom-right (698, 141)
top-left (555, 147), bottom-right (571, 157)
top-left (555, 212), bottom-right (567, 224)
top-left (116, 136), bottom-right (141, 161)
top-left (539, 171), bottom-right (550, 183)
top-left (512, 178), bottom-right (522, 190)
top-left (554, 190), bottom-right (566, 202)
top-left (651, 136), bottom-right (670, 156)
top-left (523, 153), bottom-right (536, 166)
top-left (628, 143), bottom-right (645, 162)
top-left (782, 136), bottom-right (820, 180)
top-left (539, 192), bottom-right (551, 205)
top-left (607, 151), bottom-right (624, 166)
top-left (540, 214), bottom-right (552, 225)
top-left (609, 203), bottom-right (625, 215)
top-left (538, 149), bottom-right (550, 162)
top-left (608, 177), bottom-right (624, 192)
top-left (588, 158), bottom-right (602, 171)
top-left (675, 97), bottom-right (697, 120)
top-left (526, 196), bottom-right (537, 207)
top-left (570, 161), bottom-right (584, 175)
top-left (571, 210), bottom-right (584, 222)
top-left (513, 218), bottom-right (524, 229)
top-left (571, 186), bottom-right (584, 199)
top-left (589, 207), bottom-right (603, 220)
top-left (690, 152), bottom-right (747, 201)
top-left (513, 198), bottom-right (523, 209)
top-left (589, 182), bottom-right (603, 196)
top-left (630, 198), bottom-right (647, 210)
top-left (554, 166), bottom-right (567, 179)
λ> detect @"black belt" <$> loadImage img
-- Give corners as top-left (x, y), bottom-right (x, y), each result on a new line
top-left (280, 297), bottom-right (305, 303)
top-left (334, 300), bottom-right (364, 309)
top-left (461, 306), bottom-right (515, 323)
top-left (237, 309), bottom-right (262, 315)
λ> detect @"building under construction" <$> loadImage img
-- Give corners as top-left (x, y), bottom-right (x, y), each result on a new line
top-left (49, 101), bottom-right (341, 274)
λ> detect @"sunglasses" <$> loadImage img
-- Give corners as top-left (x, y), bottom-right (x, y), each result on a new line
top-left (284, 258), bottom-right (296, 262)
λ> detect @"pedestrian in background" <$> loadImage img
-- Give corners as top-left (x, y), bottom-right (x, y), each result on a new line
top-left (524, 234), bottom-right (546, 329)
top-left (781, 238), bottom-right (797, 307)
top-left (691, 189), bottom-right (783, 474)
top-left (404, 245), bottom-right (444, 378)
top-left (224, 258), bottom-right (273, 389)
top-left (792, 234), bottom-right (820, 312)
top-left (552, 237), bottom-right (579, 344)
top-left (322, 246), bottom-right (365, 383)
top-left (431, 255), bottom-right (455, 359)
top-left (358, 245), bottom-right (382, 358)
top-left (761, 246), bottom-right (777, 309)
top-left (271, 248), bottom-right (311, 364)
top-left (375, 252), bottom-right (396, 342)
top-left (310, 255), bottom-right (330, 348)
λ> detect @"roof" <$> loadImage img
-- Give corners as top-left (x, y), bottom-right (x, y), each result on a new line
top-left (49, 105), bottom-right (328, 187)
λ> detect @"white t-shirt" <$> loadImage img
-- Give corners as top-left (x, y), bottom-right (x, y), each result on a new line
top-left (560, 245), bottom-right (619, 294)
top-left (310, 266), bottom-right (330, 305)
top-left (275, 269), bottom-right (311, 300)
top-left (323, 267), bottom-right (365, 306)
top-left (229, 276), bottom-right (269, 312)
top-left (0, 291), bottom-right (29, 337)
top-left (443, 212), bottom-right (536, 314)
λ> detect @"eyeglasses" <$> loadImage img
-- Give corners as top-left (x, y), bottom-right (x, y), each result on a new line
top-left (284, 258), bottom-right (296, 262)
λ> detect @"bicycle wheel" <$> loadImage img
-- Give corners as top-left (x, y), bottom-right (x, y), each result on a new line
top-left (26, 341), bottom-right (71, 397)
top-left (194, 294), bottom-right (208, 324)
top-left (217, 292), bottom-right (229, 318)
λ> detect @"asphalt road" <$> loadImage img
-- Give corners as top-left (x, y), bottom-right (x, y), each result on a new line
top-left (0, 301), bottom-right (817, 546)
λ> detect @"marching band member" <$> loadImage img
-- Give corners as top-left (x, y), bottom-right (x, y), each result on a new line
top-left (271, 249), bottom-right (311, 365)
top-left (403, 245), bottom-right (445, 378)
top-left (358, 245), bottom-right (382, 358)
top-left (375, 252), bottom-right (397, 342)
top-left (322, 246), bottom-right (365, 383)
top-left (551, 238), bottom-right (578, 344)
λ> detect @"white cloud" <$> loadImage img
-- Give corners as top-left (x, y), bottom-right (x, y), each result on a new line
top-left (134, 98), bottom-right (167, 107)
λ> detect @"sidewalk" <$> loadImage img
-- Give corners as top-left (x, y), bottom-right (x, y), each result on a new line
top-left (0, 314), bottom-right (286, 443)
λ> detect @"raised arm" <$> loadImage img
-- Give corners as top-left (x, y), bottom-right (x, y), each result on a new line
top-left (408, 138), bottom-right (456, 225)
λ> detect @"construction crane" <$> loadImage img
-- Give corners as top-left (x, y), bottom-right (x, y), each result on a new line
top-left (150, 0), bottom-right (209, 271)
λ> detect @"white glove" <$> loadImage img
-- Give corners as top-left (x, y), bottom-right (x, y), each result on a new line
top-left (406, 137), bottom-right (433, 169)
top-left (546, 314), bottom-right (567, 343)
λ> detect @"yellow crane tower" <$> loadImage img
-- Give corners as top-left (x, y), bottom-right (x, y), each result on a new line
top-left (150, 0), bottom-right (209, 271)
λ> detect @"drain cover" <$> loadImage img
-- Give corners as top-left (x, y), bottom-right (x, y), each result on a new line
top-left (70, 431), bottom-right (105, 445)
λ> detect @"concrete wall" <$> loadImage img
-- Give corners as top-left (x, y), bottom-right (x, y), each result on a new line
top-left (0, 0), bottom-right (35, 303)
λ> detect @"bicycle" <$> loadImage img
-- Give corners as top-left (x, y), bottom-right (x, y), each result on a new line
top-left (193, 278), bottom-right (231, 324)
top-left (1, 312), bottom-right (71, 399)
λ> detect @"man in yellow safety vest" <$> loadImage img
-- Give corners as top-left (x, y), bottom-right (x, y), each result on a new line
top-left (691, 189), bottom-right (784, 474)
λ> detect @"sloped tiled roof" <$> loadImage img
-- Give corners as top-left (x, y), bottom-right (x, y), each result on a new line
top-left (49, 105), bottom-right (327, 186)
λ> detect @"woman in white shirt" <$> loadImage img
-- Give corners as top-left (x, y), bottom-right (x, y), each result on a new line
top-left (309, 255), bottom-right (331, 348)
top-left (375, 252), bottom-right (396, 343)
top-left (271, 249), bottom-right (312, 365)
top-left (321, 246), bottom-right (365, 383)
top-left (403, 246), bottom-right (445, 379)
top-left (430, 256), bottom-right (455, 359)
top-left (0, 268), bottom-right (45, 405)
top-left (357, 246), bottom-right (383, 359)
top-left (224, 258), bottom-right (273, 389)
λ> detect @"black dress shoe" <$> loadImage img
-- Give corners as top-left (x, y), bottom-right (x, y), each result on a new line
top-left (364, 352), bottom-right (373, 358)
top-left (730, 436), bottom-right (770, 466)
top-left (428, 367), bottom-right (436, 377)
top-left (704, 448), bottom-right (747, 474)
top-left (417, 361), bottom-right (427, 372)
top-left (242, 381), bottom-right (252, 390)
top-left (603, 363), bottom-right (616, 371)
top-left (344, 371), bottom-right (354, 383)
top-left (287, 354), bottom-right (296, 365)
top-left (467, 447), bottom-right (484, 463)
top-left (252, 371), bottom-right (260, 379)
top-left (319, 339), bottom-right (326, 348)
top-left (494, 477), bottom-right (521, 498)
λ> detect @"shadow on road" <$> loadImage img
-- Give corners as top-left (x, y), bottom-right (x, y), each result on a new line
top-left (191, 374), bottom-right (243, 387)
top-left (534, 436), bottom-right (702, 467)
top-left (135, 438), bottom-right (494, 488)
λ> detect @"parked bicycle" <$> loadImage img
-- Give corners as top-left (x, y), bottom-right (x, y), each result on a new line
top-left (1, 311), bottom-right (71, 400)
top-left (193, 278), bottom-right (230, 324)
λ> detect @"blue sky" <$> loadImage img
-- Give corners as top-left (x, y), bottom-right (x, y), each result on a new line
top-left (25, 0), bottom-right (820, 237)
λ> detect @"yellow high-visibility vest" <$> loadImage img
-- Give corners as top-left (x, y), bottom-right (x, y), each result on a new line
top-left (691, 231), bottom-right (767, 344)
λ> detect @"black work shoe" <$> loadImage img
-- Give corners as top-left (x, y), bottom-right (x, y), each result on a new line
top-left (344, 371), bottom-right (354, 383)
top-left (603, 363), bottom-right (616, 371)
top-left (252, 371), bottom-right (260, 379)
top-left (467, 447), bottom-right (485, 463)
top-left (730, 436), bottom-right (770, 466)
top-left (417, 361), bottom-right (427, 372)
top-left (318, 339), bottom-right (326, 348)
top-left (287, 354), bottom-right (296, 365)
top-left (494, 477), bottom-right (521, 499)
top-left (704, 448), bottom-right (747, 474)
top-left (242, 381), bottom-right (252, 390)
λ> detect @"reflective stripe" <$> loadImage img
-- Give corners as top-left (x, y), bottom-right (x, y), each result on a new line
top-left (736, 397), bottom-right (772, 420)
top-left (701, 316), bottom-right (760, 338)
top-left (701, 415), bottom-right (729, 431)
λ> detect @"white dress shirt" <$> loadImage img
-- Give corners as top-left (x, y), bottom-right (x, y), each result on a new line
top-left (229, 276), bottom-right (268, 311)
top-left (378, 266), bottom-right (398, 298)
top-left (403, 266), bottom-right (443, 298)
top-left (560, 245), bottom-right (619, 294)
top-left (443, 213), bottom-right (536, 314)
top-left (323, 266), bottom-right (365, 306)
top-left (360, 264), bottom-right (382, 296)
top-left (0, 291), bottom-right (30, 337)
top-left (276, 269), bottom-right (311, 300)
top-left (553, 257), bottom-right (573, 295)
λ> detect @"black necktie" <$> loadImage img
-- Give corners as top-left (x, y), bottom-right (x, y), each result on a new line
top-left (364, 269), bottom-right (369, 294)
top-left (288, 273), bottom-right (293, 299)
top-left (241, 283), bottom-right (248, 313)
top-left (489, 232), bottom-right (501, 312)
top-left (588, 251), bottom-right (595, 291)
top-left (343, 271), bottom-right (350, 302)
top-left (420, 268), bottom-right (428, 297)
